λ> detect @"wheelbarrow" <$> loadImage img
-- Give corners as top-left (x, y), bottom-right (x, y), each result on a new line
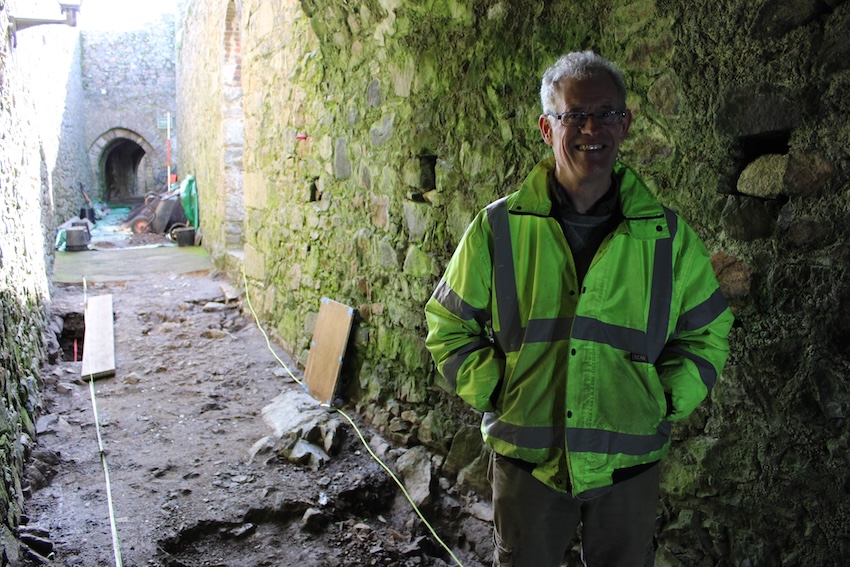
top-left (125, 191), bottom-right (187, 235)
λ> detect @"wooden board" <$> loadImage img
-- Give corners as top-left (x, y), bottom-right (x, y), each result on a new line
top-left (81, 294), bottom-right (116, 380)
top-left (303, 298), bottom-right (355, 406)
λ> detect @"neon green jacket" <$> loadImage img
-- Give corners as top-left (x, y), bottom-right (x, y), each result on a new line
top-left (425, 157), bottom-right (733, 498)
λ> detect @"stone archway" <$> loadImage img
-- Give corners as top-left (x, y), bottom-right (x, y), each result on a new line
top-left (89, 128), bottom-right (161, 204)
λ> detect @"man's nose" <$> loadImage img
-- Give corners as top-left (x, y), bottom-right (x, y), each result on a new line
top-left (579, 114), bottom-right (602, 133)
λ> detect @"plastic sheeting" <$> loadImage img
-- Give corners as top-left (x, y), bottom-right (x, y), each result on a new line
top-left (180, 176), bottom-right (199, 228)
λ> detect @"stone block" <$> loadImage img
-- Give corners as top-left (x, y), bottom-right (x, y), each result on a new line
top-left (334, 137), bottom-right (351, 179)
top-left (401, 157), bottom-right (421, 187)
top-left (711, 252), bottom-right (752, 303)
top-left (737, 154), bottom-right (787, 198)
top-left (457, 452), bottom-right (491, 495)
top-left (720, 195), bottom-right (779, 241)
top-left (370, 113), bottom-right (395, 147)
top-left (377, 237), bottom-right (399, 269)
top-left (396, 445), bottom-right (433, 507)
top-left (783, 150), bottom-right (836, 197)
top-left (366, 79), bottom-right (382, 107)
top-left (243, 242), bottom-right (266, 280)
top-left (402, 245), bottom-right (433, 277)
top-left (259, 389), bottom-right (342, 469)
top-left (417, 410), bottom-right (448, 451)
top-left (243, 172), bottom-right (268, 208)
top-left (390, 56), bottom-right (414, 97)
top-left (648, 74), bottom-right (680, 118)
top-left (286, 439), bottom-right (330, 470)
top-left (444, 426), bottom-right (486, 477)
top-left (369, 194), bottom-right (391, 232)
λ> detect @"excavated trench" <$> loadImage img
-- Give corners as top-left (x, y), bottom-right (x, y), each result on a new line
top-left (24, 250), bottom-right (492, 567)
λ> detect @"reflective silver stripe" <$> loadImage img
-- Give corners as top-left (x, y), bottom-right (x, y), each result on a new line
top-left (487, 198), bottom-right (524, 352)
top-left (664, 345), bottom-right (719, 390)
top-left (567, 421), bottom-right (671, 455)
top-left (487, 200), bottom-right (572, 349)
top-left (487, 199), bottom-right (678, 363)
top-left (432, 278), bottom-right (493, 388)
top-left (571, 316), bottom-right (647, 354)
top-left (676, 287), bottom-right (729, 333)
top-left (483, 412), bottom-right (563, 449)
top-left (484, 412), bottom-right (671, 455)
top-left (524, 317), bottom-right (573, 343)
top-left (645, 208), bottom-right (677, 362)
top-left (572, 208), bottom-right (675, 361)
top-left (443, 337), bottom-right (494, 389)
top-left (432, 279), bottom-right (488, 325)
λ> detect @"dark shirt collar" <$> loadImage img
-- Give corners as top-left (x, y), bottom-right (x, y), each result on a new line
top-left (549, 173), bottom-right (620, 216)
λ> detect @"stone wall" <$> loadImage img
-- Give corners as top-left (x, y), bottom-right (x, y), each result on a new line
top-left (656, 1), bottom-right (850, 564)
top-left (0, 0), bottom-right (86, 560)
top-left (176, 0), bottom-right (850, 564)
top-left (81, 14), bottom-right (178, 201)
top-left (175, 0), bottom-right (228, 261)
top-left (5, 0), bottom-right (94, 225)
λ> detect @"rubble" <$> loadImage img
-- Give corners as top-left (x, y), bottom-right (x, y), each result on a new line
top-left (24, 273), bottom-right (492, 566)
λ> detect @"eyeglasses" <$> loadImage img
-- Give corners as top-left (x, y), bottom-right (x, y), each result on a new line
top-left (548, 110), bottom-right (627, 127)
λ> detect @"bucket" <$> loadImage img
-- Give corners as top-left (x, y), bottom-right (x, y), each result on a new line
top-left (173, 227), bottom-right (196, 247)
top-left (65, 227), bottom-right (90, 251)
top-left (80, 207), bottom-right (96, 223)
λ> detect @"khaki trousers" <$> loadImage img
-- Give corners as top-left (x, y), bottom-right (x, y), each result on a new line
top-left (490, 453), bottom-right (659, 567)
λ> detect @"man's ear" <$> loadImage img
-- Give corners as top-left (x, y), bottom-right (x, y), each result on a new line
top-left (539, 114), bottom-right (554, 146)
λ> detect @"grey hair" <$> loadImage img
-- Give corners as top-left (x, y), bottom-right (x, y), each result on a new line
top-left (540, 51), bottom-right (627, 114)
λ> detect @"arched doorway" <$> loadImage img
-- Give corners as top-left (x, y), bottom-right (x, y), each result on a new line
top-left (103, 138), bottom-right (145, 202)
top-left (89, 128), bottom-right (161, 205)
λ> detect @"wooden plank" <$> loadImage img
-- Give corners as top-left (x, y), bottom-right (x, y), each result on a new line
top-left (81, 294), bottom-right (116, 380)
top-left (303, 298), bottom-right (355, 406)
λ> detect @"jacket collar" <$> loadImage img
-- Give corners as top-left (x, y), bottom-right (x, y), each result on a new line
top-left (507, 157), bottom-right (667, 237)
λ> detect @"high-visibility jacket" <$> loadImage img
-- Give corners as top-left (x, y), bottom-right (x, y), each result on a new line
top-left (425, 157), bottom-right (734, 498)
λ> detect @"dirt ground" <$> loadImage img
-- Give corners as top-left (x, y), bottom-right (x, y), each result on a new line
top-left (18, 231), bottom-right (491, 566)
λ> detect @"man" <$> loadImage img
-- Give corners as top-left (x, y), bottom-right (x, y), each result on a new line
top-left (424, 51), bottom-right (733, 566)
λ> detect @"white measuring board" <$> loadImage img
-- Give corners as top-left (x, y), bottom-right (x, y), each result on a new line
top-left (81, 294), bottom-right (116, 380)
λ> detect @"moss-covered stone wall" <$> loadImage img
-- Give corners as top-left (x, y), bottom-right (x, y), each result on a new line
top-left (176, 0), bottom-right (850, 564)
top-left (0, 0), bottom-right (78, 559)
top-left (176, 0), bottom-right (241, 265)
top-left (655, 1), bottom-right (850, 564)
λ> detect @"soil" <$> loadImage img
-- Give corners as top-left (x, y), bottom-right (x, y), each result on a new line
top-left (18, 241), bottom-right (492, 566)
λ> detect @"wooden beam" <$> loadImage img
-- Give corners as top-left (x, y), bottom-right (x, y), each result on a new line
top-left (81, 294), bottom-right (116, 380)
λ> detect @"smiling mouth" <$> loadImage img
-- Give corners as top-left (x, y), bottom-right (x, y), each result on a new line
top-left (576, 144), bottom-right (604, 151)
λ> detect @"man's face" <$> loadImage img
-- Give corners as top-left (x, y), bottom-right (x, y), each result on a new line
top-left (539, 73), bottom-right (632, 191)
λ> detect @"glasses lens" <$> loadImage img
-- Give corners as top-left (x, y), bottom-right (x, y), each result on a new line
top-left (598, 111), bottom-right (619, 125)
top-left (561, 113), bottom-right (583, 126)
top-left (556, 111), bottom-right (623, 126)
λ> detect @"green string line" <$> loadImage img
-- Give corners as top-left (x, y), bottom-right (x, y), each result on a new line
top-left (241, 268), bottom-right (464, 567)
